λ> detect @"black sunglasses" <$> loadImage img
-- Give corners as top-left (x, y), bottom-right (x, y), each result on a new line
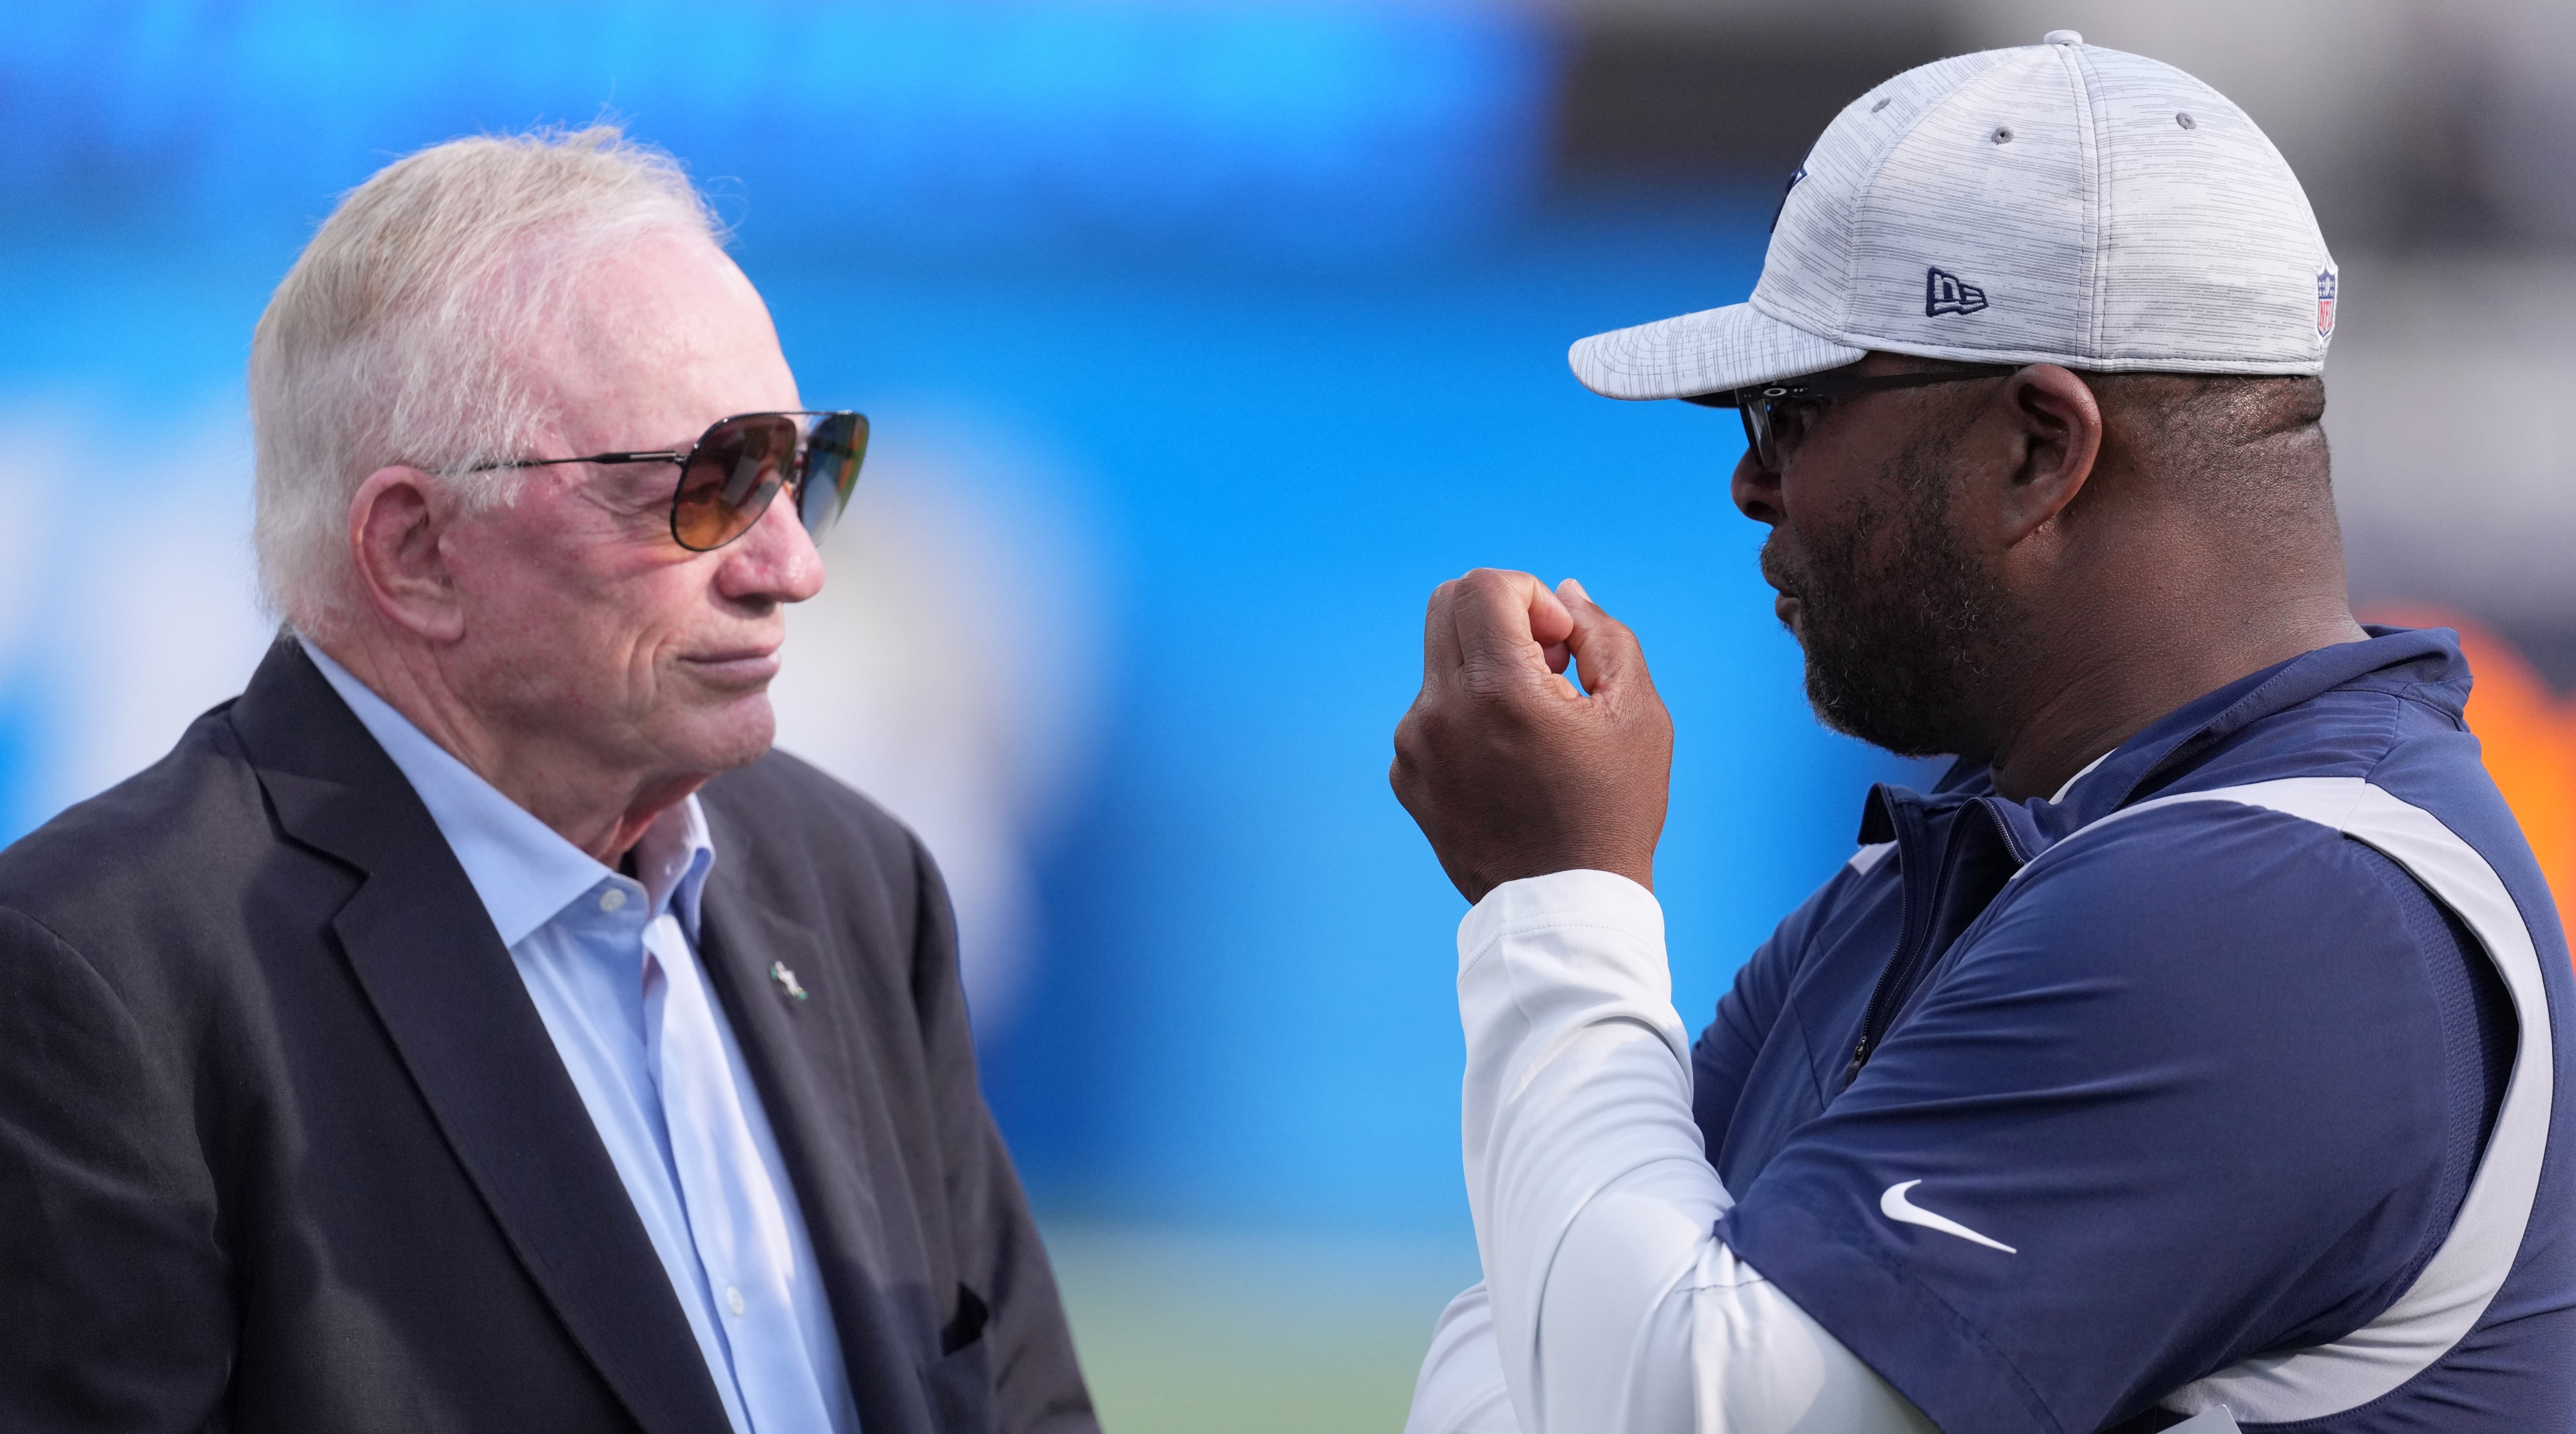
top-left (472, 410), bottom-right (870, 552)
top-left (1684, 366), bottom-right (2015, 470)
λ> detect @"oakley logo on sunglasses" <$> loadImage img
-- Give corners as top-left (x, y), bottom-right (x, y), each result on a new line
top-left (1925, 267), bottom-right (1989, 317)
top-left (470, 410), bottom-right (870, 553)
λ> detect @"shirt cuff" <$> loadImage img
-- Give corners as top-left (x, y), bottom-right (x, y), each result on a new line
top-left (1458, 869), bottom-right (1665, 977)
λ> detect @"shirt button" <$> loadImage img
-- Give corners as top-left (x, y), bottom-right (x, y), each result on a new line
top-left (599, 887), bottom-right (627, 912)
top-left (727, 1286), bottom-right (745, 1317)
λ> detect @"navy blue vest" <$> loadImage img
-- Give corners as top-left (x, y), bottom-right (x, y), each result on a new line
top-left (1696, 629), bottom-right (2576, 1433)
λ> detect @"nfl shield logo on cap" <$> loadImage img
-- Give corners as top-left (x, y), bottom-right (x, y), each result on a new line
top-left (2316, 267), bottom-right (2338, 340)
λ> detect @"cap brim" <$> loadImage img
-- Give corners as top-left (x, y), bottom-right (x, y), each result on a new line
top-left (1569, 301), bottom-right (1866, 401)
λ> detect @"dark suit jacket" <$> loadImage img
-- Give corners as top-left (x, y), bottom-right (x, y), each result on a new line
top-left (0, 641), bottom-right (1097, 1434)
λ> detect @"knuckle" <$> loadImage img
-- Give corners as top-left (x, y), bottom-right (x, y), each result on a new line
top-left (1458, 665), bottom-right (1515, 703)
top-left (1396, 697), bottom-right (1452, 747)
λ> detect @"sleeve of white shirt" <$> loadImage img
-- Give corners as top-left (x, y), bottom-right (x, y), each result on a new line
top-left (1411, 869), bottom-right (1938, 1434)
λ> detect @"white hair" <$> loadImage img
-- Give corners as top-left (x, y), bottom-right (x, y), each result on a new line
top-left (248, 125), bottom-right (723, 636)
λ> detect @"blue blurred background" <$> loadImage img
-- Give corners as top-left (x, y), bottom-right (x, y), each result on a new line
top-left (9, 2), bottom-right (2575, 1427)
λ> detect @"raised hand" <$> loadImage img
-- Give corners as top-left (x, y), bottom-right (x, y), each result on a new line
top-left (1389, 569), bottom-right (1673, 903)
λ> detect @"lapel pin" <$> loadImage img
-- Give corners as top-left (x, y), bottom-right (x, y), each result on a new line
top-left (769, 961), bottom-right (809, 1002)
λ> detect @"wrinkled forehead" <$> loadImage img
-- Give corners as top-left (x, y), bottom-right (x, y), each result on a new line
top-left (503, 228), bottom-right (797, 451)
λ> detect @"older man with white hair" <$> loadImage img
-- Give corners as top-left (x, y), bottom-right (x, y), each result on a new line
top-left (0, 128), bottom-right (1095, 1434)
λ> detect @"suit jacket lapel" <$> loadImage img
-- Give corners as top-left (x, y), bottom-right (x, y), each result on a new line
top-left (697, 888), bottom-right (940, 1434)
top-left (229, 642), bottom-right (733, 1434)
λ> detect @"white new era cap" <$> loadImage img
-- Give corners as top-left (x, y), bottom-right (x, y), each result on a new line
top-left (1570, 32), bottom-right (2339, 401)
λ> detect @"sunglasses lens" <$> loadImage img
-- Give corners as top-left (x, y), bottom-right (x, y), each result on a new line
top-left (1739, 398), bottom-right (1773, 470)
top-left (672, 415), bottom-right (795, 551)
top-left (796, 412), bottom-right (869, 542)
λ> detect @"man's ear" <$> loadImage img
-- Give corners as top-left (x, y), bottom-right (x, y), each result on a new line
top-left (1995, 364), bottom-right (2103, 542)
top-left (348, 466), bottom-right (467, 643)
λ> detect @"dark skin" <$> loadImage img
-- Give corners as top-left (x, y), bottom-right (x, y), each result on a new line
top-left (1391, 352), bottom-right (2366, 903)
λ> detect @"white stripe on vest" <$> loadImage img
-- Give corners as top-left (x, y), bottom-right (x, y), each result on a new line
top-left (2013, 777), bottom-right (2553, 1424)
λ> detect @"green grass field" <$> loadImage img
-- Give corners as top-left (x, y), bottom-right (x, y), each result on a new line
top-left (1044, 1226), bottom-right (1481, 1434)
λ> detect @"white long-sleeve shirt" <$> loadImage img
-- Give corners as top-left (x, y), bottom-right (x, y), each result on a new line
top-left (1405, 869), bottom-right (1936, 1434)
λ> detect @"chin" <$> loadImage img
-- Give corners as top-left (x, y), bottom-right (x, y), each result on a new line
top-left (670, 696), bottom-right (779, 775)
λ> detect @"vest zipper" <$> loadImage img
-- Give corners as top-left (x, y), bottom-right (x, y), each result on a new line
top-left (1843, 798), bottom-right (2035, 1086)
top-left (1846, 810), bottom-right (1970, 1086)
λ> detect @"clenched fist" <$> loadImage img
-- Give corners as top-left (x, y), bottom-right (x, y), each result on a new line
top-left (1389, 569), bottom-right (1674, 904)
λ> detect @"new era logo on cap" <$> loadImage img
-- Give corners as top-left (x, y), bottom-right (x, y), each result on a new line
top-left (1567, 32), bottom-right (2338, 403)
top-left (1926, 267), bottom-right (1988, 317)
top-left (1769, 166), bottom-right (1809, 234)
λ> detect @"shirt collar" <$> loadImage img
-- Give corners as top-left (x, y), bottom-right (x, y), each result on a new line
top-left (301, 640), bottom-right (718, 946)
top-left (635, 791), bottom-right (717, 936)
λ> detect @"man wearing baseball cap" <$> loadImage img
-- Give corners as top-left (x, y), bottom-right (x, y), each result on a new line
top-left (1392, 33), bottom-right (2575, 1434)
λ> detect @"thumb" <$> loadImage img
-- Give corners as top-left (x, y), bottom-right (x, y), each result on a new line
top-left (1556, 578), bottom-right (1653, 701)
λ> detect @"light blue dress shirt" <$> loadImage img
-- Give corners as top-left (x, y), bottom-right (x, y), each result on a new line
top-left (306, 643), bottom-right (858, 1434)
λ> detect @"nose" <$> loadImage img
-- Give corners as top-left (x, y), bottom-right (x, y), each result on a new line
top-left (1730, 446), bottom-right (1784, 527)
top-left (715, 485), bottom-right (827, 606)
